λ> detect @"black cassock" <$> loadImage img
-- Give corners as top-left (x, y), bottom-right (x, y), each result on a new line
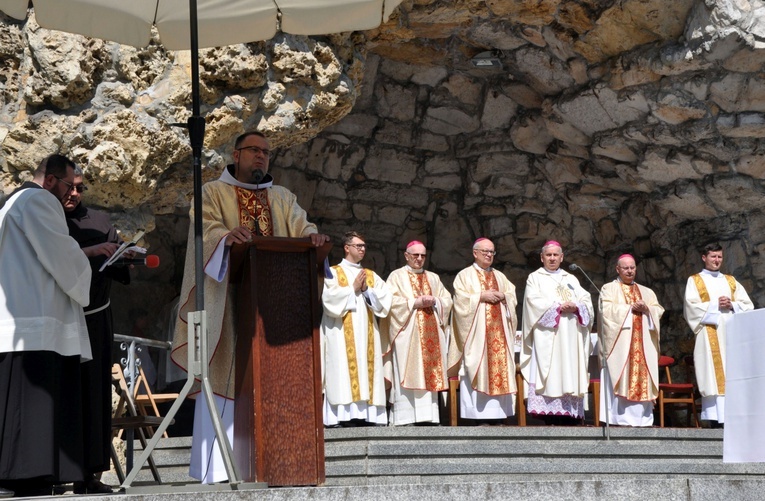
top-left (66, 203), bottom-right (129, 475)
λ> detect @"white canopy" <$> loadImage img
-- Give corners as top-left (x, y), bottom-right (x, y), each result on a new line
top-left (0, 0), bottom-right (402, 50)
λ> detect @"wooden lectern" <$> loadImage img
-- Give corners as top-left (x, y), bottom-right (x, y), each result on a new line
top-left (231, 236), bottom-right (330, 486)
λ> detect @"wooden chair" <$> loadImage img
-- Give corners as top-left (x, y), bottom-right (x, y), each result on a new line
top-left (589, 378), bottom-right (600, 425)
top-left (111, 364), bottom-right (167, 483)
top-left (657, 355), bottom-right (700, 428)
top-left (446, 365), bottom-right (526, 426)
top-left (132, 366), bottom-right (180, 438)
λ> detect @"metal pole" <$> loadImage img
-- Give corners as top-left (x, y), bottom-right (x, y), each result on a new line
top-left (123, 0), bottom-right (242, 485)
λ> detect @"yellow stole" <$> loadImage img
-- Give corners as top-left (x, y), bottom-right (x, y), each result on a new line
top-left (333, 266), bottom-right (376, 403)
top-left (406, 272), bottom-right (446, 391)
top-left (619, 282), bottom-right (649, 401)
top-left (236, 186), bottom-right (273, 236)
top-left (691, 273), bottom-right (736, 394)
top-left (476, 269), bottom-right (511, 395)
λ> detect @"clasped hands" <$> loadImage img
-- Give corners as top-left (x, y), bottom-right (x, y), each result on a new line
top-left (559, 301), bottom-right (578, 314)
top-left (480, 290), bottom-right (505, 304)
top-left (631, 300), bottom-right (649, 314)
top-left (414, 295), bottom-right (437, 309)
top-left (353, 269), bottom-right (368, 294)
top-left (718, 295), bottom-right (733, 311)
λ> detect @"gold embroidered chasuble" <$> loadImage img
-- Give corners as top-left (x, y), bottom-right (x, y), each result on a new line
top-left (381, 267), bottom-right (453, 394)
top-left (449, 265), bottom-right (517, 396)
top-left (237, 187), bottom-right (274, 236)
top-left (321, 261), bottom-right (392, 408)
top-left (684, 272), bottom-right (752, 397)
top-left (601, 280), bottom-right (663, 402)
top-left (171, 179), bottom-right (318, 398)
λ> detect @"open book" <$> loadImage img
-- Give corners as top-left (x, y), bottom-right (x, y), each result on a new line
top-left (98, 229), bottom-right (147, 272)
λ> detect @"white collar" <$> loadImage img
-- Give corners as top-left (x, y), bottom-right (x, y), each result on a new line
top-left (219, 164), bottom-right (274, 190)
top-left (542, 267), bottom-right (563, 275)
top-left (341, 258), bottom-right (362, 269)
top-left (472, 262), bottom-right (492, 272)
top-left (406, 265), bottom-right (424, 274)
top-left (701, 269), bottom-right (721, 278)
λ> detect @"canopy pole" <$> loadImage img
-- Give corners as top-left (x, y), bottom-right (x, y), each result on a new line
top-left (188, 0), bottom-right (242, 484)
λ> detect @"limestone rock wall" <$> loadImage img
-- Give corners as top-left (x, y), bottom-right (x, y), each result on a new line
top-left (1, 1), bottom-right (765, 367)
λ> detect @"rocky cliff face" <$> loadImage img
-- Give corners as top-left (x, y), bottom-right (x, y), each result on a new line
top-left (1, 1), bottom-right (764, 364)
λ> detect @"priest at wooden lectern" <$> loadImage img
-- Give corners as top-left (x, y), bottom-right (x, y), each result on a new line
top-left (171, 131), bottom-right (329, 483)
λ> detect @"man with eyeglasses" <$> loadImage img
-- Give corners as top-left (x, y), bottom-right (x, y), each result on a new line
top-left (321, 231), bottom-right (391, 427)
top-left (600, 254), bottom-right (664, 427)
top-left (171, 130), bottom-right (329, 483)
top-left (381, 241), bottom-right (452, 425)
top-left (62, 167), bottom-right (131, 493)
top-left (0, 154), bottom-right (92, 497)
top-left (520, 241), bottom-right (593, 425)
top-left (450, 238), bottom-right (518, 423)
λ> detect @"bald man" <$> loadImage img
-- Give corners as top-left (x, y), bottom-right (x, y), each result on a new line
top-left (600, 254), bottom-right (664, 426)
top-left (449, 238), bottom-right (518, 422)
top-left (382, 241), bottom-right (452, 425)
top-left (521, 241), bottom-right (593, 424)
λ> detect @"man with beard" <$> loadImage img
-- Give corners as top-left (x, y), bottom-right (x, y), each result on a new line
top-left (63, 167), bottom-right (130, 493)
top-left (171, 131), bottom-right (329, 483)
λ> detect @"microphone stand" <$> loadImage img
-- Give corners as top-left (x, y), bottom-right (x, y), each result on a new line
top-left (569, 263), bottom-right (610, 441)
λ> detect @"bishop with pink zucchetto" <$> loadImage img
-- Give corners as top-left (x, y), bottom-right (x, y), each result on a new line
top-left (599, 254), bottom-right (664, 426)
top-left (448, 238), bottom-right (519, 422)
top-left (520, 240), bottom-right (594, 425)
top-left (381, 240), bottom-right (452, 425)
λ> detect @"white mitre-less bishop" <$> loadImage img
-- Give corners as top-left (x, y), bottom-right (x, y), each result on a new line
top-left (521, 266), bottom-right (593, 419)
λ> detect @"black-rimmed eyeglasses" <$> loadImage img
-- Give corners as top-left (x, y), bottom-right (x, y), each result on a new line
top-left (54, 176), bottom-right (87, 193)
top-left (236, 145), bottom-right (272, 158)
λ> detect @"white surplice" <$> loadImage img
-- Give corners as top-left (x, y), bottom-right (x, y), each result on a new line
top-left (521, 267), bottom-right (593, 418)
top-left (684, 269), bottom-right (753, 422)
top-left (321, 259), bottom-right (392, 425)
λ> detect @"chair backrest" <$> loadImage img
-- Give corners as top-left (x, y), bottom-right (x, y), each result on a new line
top-left (658, 355), bottom-right (675, 384)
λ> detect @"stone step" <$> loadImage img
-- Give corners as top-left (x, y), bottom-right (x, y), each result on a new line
top-left (103, 426), bottom-right (765, 488)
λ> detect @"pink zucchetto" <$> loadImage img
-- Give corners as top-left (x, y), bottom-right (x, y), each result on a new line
top-left (617, 254), bottom-right (635, 262)
top-left (474, 237), bottom-right (490, 246)
top-left (406, 240), bottom-right (425, 249)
